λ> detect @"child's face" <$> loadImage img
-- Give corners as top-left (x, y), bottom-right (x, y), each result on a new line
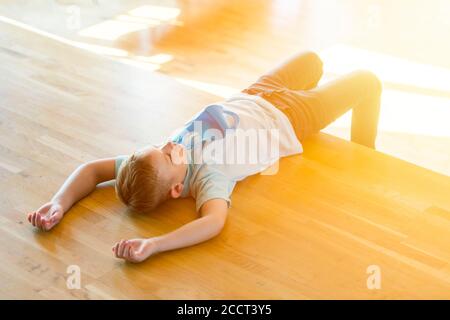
top-left (139, 141), bottom-right (187, 186)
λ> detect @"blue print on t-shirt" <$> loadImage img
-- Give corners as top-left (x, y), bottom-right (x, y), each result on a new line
top-left (171, 104), bottom-right (240, 149)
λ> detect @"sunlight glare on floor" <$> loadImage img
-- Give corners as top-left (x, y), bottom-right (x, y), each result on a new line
top-left (117, 57), bottom-right (161, 72)
top-left (128, 5), bottom-right (181, 22)
top-left (134, 53), bottom-right (173, 64)
top-left (0, 15), bottom-right (129, 57)
top-left (78, 19), bottom-right (152, 41)
top-left (321, 44), bottom-right (450, 95)
top-left (116, 53), bottom-right (174, 72)
top-left (78, 4), bottom-right (181, 41)
top-left (174, 77), bottom-right (239, 98)
top-left (75, 42), bottom-right (129, 57)
top-left (115, 14), bottom-right (160, 26)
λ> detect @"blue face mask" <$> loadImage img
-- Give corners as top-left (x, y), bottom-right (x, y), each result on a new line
top-left (171, 104), bottom-right (239, 149)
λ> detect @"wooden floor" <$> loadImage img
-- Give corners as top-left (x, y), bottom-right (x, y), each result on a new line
top-left (1, 7), bottom-right (450, 299)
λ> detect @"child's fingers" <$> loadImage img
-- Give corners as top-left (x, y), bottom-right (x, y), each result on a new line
top-left (46, 215), bottom-right (58, 229)
top-left (38, 215), bottom-right (46, 230)
top-left (31, 212), bottom-right (37, 227)
top-left (122, 241), bottom-right (130, 258)
top-left (113, 242), bottom-right (120, 258)
top-left (123, 244), bottom-right (129, 259)
top-left (27, 212), bottom-right (33, 223)
top-left (36, 214), bottom-right (42, 228)
top-left (37, 214), bottom-right (43, 229)
top-left (126, 245), bottom-right (132, 261)
top-left (117, 240), bottom-right (123, 257)
top-left (118, 240), bottom-right (127, 258)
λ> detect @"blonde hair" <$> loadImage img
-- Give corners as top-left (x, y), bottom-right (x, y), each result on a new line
top-left (115, 152), bottom-right (170, 213)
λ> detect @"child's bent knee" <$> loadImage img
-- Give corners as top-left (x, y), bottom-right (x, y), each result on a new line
top-left (304, 51), bottom-right (323, 72)
top-left (354, 70), bottom-right (383, 95)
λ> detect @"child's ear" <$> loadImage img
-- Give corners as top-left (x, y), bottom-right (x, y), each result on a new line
top-left (169, 183), bottom-right (184, 199)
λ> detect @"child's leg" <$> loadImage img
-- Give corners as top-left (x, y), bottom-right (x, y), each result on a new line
top-left (263, 51), bottom-right (324, 90)
top-left (306, 70), bottom-right (382, 148)
top-left (255, 70), bottom-right (382, 148)
top-left (242, 51), bottom-right (323, 94)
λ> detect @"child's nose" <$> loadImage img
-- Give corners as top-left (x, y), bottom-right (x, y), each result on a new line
top-left (165, 141), bottom-right (177, 153)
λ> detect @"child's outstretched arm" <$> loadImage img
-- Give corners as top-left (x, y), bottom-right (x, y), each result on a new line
top-left (113, 198), bottom-right (228, 263)
top-left (27, 158), bottom-right (116, 231)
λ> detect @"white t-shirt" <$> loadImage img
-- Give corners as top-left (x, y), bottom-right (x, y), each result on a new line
top-left (171, 92), bottom-right (303, 211)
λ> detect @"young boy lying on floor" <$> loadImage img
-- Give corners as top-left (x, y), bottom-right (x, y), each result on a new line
top-left (27, 51), bottom-right (382, 263)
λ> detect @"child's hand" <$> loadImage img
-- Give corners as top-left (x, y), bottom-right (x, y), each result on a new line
top-left (112, 238), bottom-right (159, 263)
top-left (27, 202), bottom-right (64, 231)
